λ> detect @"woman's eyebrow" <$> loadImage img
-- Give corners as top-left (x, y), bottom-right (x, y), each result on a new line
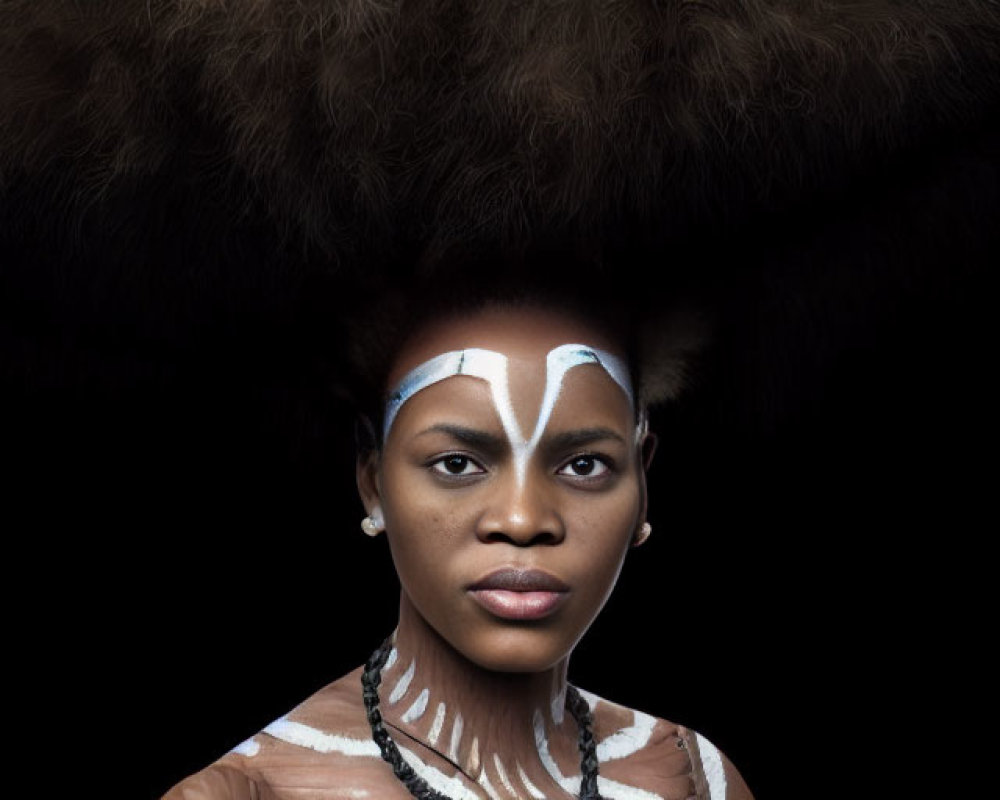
top-left (414, 423), bottom-right (507, 451)
top-left (543, 427), bottom-right (626, 449)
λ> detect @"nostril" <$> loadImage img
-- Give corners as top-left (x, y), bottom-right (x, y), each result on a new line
top-left (531, 531), bottom-right (560, 546)
top-left (481, 530), bottom-right (560, 546)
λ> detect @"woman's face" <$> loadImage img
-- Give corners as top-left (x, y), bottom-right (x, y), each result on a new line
top-left (360, 305), bottom-right (649, 673)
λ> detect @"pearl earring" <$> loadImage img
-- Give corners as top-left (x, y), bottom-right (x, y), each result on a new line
top-left (361, 506), bottom-right (385, 537)
top-left (634, 522), bottom-right (652, 547)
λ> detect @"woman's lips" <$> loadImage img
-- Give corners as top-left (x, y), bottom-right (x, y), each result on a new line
top-left (467, 568), bottom-right (569, 620)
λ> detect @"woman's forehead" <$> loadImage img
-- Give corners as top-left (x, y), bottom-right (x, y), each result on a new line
top-left (392, 363), bottom-right (632, 430)
top-left (383, 342), bottom-right (634, 451)
top-left (384, 305), bottom-right (624, 391)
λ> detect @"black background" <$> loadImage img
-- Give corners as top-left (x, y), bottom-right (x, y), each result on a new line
top-left (3, 108), bottom-right (996, 800)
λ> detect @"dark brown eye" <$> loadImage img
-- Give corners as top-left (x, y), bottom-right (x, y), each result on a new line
top-left (572, 456), bottom-right (595, 475)
top-left (430, 455), bottom-right (484, 477)
top-left (557, 455), bottom-right (610, 478)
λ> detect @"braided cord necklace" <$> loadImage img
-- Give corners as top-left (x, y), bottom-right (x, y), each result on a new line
top-left (362, 637), bottom-right (603, 799)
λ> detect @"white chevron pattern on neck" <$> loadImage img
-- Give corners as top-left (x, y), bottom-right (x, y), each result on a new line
top-left (376, 660), bottom-right (665, 800)
top-left (250, 694), bottom-right (667, 800)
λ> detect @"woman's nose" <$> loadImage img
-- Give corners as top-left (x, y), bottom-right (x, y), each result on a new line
top-left (475, 474), bottom-right (565, 546)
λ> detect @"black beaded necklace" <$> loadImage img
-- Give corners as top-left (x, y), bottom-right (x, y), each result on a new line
top-left (362, 637), bottom-right (603, 799)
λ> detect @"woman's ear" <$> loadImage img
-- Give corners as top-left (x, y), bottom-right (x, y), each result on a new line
top-left (356, 449), bottom-right (381, 514)
top-left (641, 431), bottom-right (658, 472)
top-left (355, 415), bottom-right (381, 514)
top-left (631, 429), bottom-right (657, 548)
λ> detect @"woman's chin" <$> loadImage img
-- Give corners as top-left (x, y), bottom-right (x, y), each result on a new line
top-left (449, 627), bottom-right (576, 674)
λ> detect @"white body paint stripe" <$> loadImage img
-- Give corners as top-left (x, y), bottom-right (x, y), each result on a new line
top-left (467, 736), bottom-right (480, 773)
top-left (262, 717), bottom-right (380, 757)
top-left (535, 700), bottom-right (665, 800)
top-left (477, 767), bottom-right (502, 800)
top-left (596, 709), bottom-right (656, 761)
top-left (534, 708), bottom-right (573, 791)
top-left (550, 673), bottom-right (565, 726)
top-left (427, 701), bottom-right (447, 746)
top-left (517, 762), bottom-right (546, 799)
top-left (261, 698), bottom-right (665, 800)
top-left (696, 733), bottom-right (728, 800)
top-left (397, 745), bottom-right (481, 800)
top-left (493, 754), bottom-right (516, 797)
top-left (401, 688), bottom-right (430, 723)
top-left (448, 713), bottom-right (464, 762)
top-left (384, 647), bottom-right (398, 672)
top-left (575, 689), bottom-right (657, 762)
top-left (389, 659), bottom-right (415, 704)
top-left (230, 737), bottom-right (260, 757)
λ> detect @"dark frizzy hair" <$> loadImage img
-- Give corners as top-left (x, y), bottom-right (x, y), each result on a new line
top-left (2, 0), bottom-right (998, 448)
top-left (2, 0), bottom-right (998, 269)
top-left (344, 254), bottom-right (710, 454)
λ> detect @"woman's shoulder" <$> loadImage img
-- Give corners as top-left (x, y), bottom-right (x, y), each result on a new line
top-left (162, 763), bottom-right (262, 800)
top-left (581, 687), bottom-right (755, 800)
top-left (162, 666), bottom-right (411, 800)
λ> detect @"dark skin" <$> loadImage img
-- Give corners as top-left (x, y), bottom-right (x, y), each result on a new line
top-left (359, 305), bottom-right (653, 675)
top-left (164, 305), bottom-right (754, 799)
top-left (353, 305), bottom-right (752, 797)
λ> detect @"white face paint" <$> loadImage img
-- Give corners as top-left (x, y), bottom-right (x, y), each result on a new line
top-left (383, 343), bottom-right (637, 485)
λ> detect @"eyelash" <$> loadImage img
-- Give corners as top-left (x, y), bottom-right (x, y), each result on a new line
top-left (556, 454), bottom-right (614, 480)
top-left (428, 453), bottom-right (486, 478)
top-left (427, 452), bottom-right (616, 483)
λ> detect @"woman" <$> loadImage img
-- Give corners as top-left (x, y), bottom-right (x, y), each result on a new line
top-left (164, 285), bottom-right (755, 800)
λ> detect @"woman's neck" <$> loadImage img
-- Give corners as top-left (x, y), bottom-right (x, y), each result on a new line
top-left (377, 593), bottom-right (581, 795)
